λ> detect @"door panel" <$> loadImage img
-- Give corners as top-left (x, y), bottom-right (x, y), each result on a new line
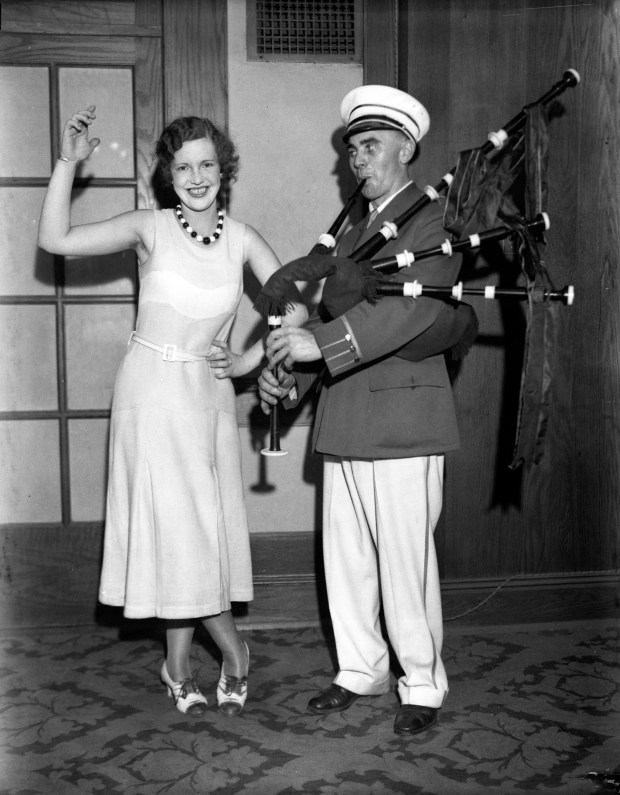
top-left (0, 65), bottom-right (51, 177)
top-left (65, 304), bottom-right (136, 412)
top-left (58, 66), bottom-right (136, 179)
top-left (0, 420), bottom-right (62, 523)
top-left (0, 186), bottom-right (55, 294)
top-left (64, 187), bottom-right (137, 294)
top-left (0, 305), bottom-right (57, 411)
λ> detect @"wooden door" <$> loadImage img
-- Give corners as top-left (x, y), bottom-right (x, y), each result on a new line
top-left (0, 0), bottom-right (162, 623)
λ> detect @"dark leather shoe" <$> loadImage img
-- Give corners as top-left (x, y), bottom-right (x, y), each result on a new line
top-left (394, 705), bottom-right (438, 735)
top-left (308, 684), bottom-right (360, 714)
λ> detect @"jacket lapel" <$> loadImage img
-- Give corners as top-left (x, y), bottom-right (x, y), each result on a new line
top-left (345, 183), bottom-right (424, 257)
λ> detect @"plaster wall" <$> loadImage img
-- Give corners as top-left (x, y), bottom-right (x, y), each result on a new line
top-left (226, 0), bottom-right (363, 535)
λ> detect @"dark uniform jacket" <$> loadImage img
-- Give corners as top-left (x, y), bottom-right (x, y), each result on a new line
top-left (285, 181), bottom-right (461, 459)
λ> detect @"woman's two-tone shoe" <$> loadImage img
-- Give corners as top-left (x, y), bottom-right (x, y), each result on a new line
top-left (160, 661), bottom-right (208, 717)
top-left (217, 642), bottom-right (249, 717)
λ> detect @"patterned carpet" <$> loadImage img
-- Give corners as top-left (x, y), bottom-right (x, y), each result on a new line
top-left (1, 620), bottom-right (618, 794)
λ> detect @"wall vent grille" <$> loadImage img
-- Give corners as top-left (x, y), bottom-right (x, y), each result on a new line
top-left (247, 0), bottom-right (362, 62)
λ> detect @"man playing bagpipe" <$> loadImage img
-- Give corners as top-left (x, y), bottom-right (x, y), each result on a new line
top-left (258, 85), bottom-right (464, 736)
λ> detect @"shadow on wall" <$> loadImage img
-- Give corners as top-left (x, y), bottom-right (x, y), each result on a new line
top-left (35, 179), bottom-right (138, 291)
top-left (448, 241), bottom-right (527, 510)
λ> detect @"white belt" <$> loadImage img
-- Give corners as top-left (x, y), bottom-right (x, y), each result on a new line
top-left (129, 332), bottom-right (209, 362)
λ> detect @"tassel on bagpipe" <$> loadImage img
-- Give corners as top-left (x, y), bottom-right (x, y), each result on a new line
top-left (349, 69), bottom-right (580, 264)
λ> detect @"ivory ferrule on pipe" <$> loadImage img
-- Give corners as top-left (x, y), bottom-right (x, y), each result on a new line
top-left (267, 315), bottom-right (282, 330)
top-left (402, 281), bottom-right (422, 298)
top-left (396, 250), bottom-right (415, 268)
top-left (380, 221), bottom-right (399, 241)
top-left (318, 233), bottom-right (336, 249)
top-left (487, 128), bottom-right (509, 150)
top-left (441, 239), bottom-right (453, 257)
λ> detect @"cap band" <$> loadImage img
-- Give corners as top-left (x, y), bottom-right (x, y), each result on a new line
top-left (343, 115), bottom-right (415, 143)
top-left (349, 101), bottom-right (422, 137)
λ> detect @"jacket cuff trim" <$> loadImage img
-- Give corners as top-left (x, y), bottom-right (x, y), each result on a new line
top-left (316, 316), bottom-right (361, 375)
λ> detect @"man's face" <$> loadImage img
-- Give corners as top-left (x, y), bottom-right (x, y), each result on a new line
top-left (346, 129), bottom-right (413, 206)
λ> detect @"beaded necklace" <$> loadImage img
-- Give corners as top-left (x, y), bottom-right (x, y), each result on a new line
top-left (175, 205), bottom-right (224, 245)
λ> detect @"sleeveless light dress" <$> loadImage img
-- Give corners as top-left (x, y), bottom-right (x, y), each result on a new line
top-left (98, 208), bottom-right (253, 619)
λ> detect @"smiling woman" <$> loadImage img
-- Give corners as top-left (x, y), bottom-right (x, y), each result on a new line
top-left (36, 104), bottom-right (308, 720)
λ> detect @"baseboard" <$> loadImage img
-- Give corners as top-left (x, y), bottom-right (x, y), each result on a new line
top-left (0, 524), bottom-right (618, 629)
top-left (236, 571), bottom-right (620, 631)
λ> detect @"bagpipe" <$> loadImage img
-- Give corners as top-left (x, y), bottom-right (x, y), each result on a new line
top-left (256, 69), bottom-right (581, 465)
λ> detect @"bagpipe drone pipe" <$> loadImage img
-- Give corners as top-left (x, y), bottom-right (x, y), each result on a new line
top-left (255, 69), bottom-right (581, 465)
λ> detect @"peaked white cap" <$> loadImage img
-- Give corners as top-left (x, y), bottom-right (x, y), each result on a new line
top-left (340, 84), bottom-right (430, 143)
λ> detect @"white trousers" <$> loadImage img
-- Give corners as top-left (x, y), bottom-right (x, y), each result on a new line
top-left (323, 455), bottom-right (447, 708)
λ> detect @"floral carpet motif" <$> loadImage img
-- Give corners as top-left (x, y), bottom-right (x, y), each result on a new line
top-left (0, 621), bottom-right (618, 793)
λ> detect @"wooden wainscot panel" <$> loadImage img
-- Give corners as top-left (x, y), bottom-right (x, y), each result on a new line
top-left (0, 32), bottom-right (137, 62)
top-left (1, 522), bottom-right (617, 629)
top-left (161, 0), bottom-right (227, 125)
top-left (0, 525), bottom-right (105, 627)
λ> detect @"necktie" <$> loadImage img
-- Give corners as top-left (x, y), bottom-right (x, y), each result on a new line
top-left (367, 208), bottom-right (379, 228)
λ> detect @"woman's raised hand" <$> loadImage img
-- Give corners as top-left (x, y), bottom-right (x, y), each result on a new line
top-left (60, 105), bottom-right (100, 162)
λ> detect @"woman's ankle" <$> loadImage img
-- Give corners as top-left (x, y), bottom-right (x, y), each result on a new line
top-left (165, 658), bottom-right (192, 681)
top-left (222, 639), bottom-right (248, 678)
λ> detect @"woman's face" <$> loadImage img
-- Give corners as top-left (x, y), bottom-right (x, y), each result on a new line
top-left (170, 137), bottom-right (221, 212)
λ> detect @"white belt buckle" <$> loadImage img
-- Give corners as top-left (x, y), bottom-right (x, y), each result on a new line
top-left (162, 344), bottom-right (177, 361)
